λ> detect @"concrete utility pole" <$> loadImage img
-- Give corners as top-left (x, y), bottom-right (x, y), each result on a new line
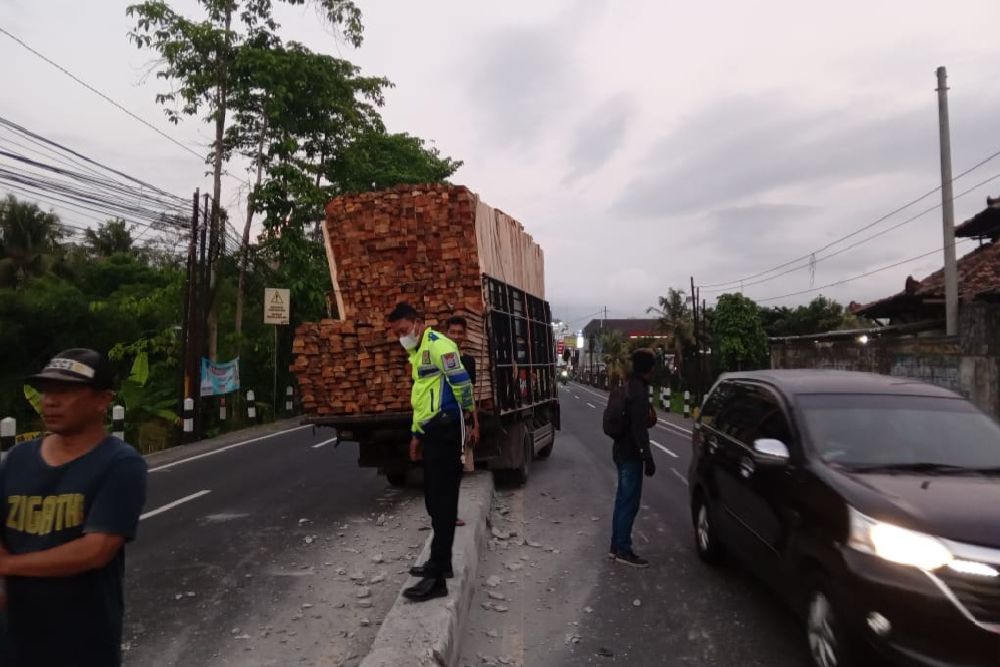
top-left (936, 66), bottom-right (960, 336)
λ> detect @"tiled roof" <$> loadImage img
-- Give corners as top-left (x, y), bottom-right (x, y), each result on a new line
top-left (915, 240), bottom-right (1000, 298)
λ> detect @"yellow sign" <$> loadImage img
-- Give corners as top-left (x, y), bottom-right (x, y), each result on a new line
top-left (562, 336), bottom-right (578, 349)
top-left (264, 288), bottom-right (291, 325)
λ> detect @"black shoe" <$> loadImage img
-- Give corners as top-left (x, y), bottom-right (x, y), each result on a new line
top-left (403, 576), bottom-right (448, 602)
top-left (409, 562), bottom-right (454, 579)
top-left (614, 551), bottom-right (650, 568)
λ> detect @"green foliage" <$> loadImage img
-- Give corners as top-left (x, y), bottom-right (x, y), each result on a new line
top-left (648, 287), bottom-right (693, 384)
top-left (330, 132), bottom-right (463, 194)
top-left (759, 295), bottom-right (864, 338)
top-left (599, 330), bottom-right (629, 387)
top-left (0, 195), bottom-right (68, 288)
top-left (713, 293), bottom-right (769, 372)
top-left (84, 218), bottom-right (134, 258)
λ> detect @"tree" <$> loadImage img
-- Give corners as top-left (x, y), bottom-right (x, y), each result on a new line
top-left (760, 295), bottom-right (854, 338)
top-left (84, 218), bottom-right (134, 258)
top-left (0, 196), bottom-right (67, 288)
top-left (713, 293), bottom-right (769, 372)
top-left (127, 0), bottom-right (364, 360)
top-left (647, 288), bottom-right (693, 385)
top-left (330, 132), bottom-right (463, 194)
top-left (223, 40), bottom-right (390, 344)
top-left (599, 329), bottom-right (629, 388)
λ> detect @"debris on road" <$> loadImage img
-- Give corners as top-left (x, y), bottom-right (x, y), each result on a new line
top-left (486, 575), bottom-right (502, 588)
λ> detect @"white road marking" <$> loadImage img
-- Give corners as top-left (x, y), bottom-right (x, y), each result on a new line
top-left (586, 403), bottom-right (597, 409)
top-left (149, 425), bottom-right (312, 472)
top-left (639, 531), bottom-right (650, 544)
top-left (658, 419), bottom-right (693, 435)
top-left (140, 490), bottom-right (212, 520)
top-left (650, 440), bottom-right (678, 458)
top-left (573, 395), bottom-right (580, 400)
top-left (670, 468), bottom-right (690, 487)
top-left (312, 436), bottom-right (339, 449)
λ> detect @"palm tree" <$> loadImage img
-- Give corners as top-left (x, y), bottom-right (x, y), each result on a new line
top-left (0, 196), bottom-right (66, 288)
top-left (647, 288), bottom-right (693, 385)
top-left (600, 329), bottom-right (629, 388)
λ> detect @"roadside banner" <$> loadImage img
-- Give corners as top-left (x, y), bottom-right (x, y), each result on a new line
top-left (200, 357), bottom-right (241, 397)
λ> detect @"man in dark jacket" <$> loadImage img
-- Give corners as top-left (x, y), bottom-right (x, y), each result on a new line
top-left (610, 348), bottom-right (657, 567)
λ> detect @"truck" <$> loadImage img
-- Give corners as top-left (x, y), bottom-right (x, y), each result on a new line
top-left (291, 184), bottom-right (560, 485)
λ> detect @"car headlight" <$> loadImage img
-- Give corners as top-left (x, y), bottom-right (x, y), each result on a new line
top-left (848, 507), bottom-right (952, 571)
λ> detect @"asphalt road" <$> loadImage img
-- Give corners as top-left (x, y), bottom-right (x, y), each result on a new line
top-left (123, 423), bottom-right (426, 667)
top-left (459, 381), bottom-right (817, 667)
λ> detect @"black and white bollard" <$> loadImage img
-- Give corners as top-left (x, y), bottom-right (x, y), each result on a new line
top-left (683, 390), bottom-right (691, 419)
top-left (183, 398), bottom-right (195, 437)
top-left (112, 405), bottom-right (125, 440)
top-left (285, 386), bottom-right (294, 414)
top-left (247, 390), bottom-right (257, 422)
top-left (1, 417), bottom-right (15, 459)
top-left (219, 397), bottom-right (227, 422)
top-left (663, 387), bottom-right (670, 411)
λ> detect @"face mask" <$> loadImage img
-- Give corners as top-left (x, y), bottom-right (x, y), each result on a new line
top-left (400, 327), bottom-right (420, 351)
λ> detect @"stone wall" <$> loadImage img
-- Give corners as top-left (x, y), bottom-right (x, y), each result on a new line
top-left (769, 302), bottom-right (1000, 419)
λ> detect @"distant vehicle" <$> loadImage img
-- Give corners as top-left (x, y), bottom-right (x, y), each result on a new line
top-left (688, 370), bottom-right (1000, 667)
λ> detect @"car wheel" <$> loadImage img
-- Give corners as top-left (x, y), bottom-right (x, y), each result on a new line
top-left (805, 584), bottom-right (857, 667)
top-left (692, 493), bottom-right (724, 564)
top-left (386, 472), bottom-right (408, 488)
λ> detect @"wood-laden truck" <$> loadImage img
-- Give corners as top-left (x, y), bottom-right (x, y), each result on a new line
top-left (291, 184), bottom-right (560, 485)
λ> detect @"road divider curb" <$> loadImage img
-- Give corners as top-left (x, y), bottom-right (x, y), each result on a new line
top-left (359, 471), bottom-right (494, 667)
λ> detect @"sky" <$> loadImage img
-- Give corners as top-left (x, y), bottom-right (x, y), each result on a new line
top-left (3, 0), bottom-right (1000, 330)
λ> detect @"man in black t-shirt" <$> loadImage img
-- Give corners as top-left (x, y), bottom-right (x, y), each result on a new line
top-left (0, 349), bottom-right (148, 667)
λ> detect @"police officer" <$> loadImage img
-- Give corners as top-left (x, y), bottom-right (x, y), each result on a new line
top-left (387, 303), bottom-right (474, 602)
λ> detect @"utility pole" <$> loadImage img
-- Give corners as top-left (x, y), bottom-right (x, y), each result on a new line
top-left (690, 276), bottom-right (700, 402)
top-left (180, 190), bottom-right (200, 442)
top-left (936, 66), bottom-right (960, 336)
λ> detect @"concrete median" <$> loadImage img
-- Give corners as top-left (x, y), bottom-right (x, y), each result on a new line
top-left (359, 471), bottom-right (494, 667)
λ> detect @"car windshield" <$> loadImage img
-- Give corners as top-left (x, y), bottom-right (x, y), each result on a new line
top-left (798, 393), bottom-right (1000, 471)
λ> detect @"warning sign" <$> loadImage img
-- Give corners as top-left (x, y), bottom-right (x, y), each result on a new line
top-left (264, 288), bottom-right (290, 325)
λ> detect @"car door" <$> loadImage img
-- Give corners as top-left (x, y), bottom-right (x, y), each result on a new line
top-left (710, 382), bottom-right (770, 553)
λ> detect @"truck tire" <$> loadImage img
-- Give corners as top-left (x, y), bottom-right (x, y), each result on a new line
top-left (514, 435), bottom-right (531, 486)
top-left (536, 441), bottom-right (554, 459)
top-left (386, 471), bottom-right (408, 488)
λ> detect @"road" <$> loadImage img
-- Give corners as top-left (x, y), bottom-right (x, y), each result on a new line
top-left (458, 381), bottom-right (817, 667)
top-left (124, 423), bottom-right (429, 667)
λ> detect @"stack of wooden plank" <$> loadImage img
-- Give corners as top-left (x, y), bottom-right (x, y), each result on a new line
top-left (292, 184), bottom-right (544, 417)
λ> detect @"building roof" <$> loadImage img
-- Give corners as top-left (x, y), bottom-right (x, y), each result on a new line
top-left (719, 369), bottom-right (959, 398)
top-left (581, 318), bottom-right (662, 339)
top-left (857, 239), bottom-right (1000, 318)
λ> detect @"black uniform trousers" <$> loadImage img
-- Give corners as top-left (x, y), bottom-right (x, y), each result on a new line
top-left (420, 416), bottom-right (463, 577)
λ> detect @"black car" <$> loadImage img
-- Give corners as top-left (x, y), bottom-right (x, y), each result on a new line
top-left (687, 370), bottom-right (1000, 667)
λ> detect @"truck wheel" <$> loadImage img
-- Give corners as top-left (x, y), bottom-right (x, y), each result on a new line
top-left (536, 441), bottom-right (554, 459)
top-left (514, 436), bottom-right (531, 486)
top-left (386, 472), bottom-right (407, 488)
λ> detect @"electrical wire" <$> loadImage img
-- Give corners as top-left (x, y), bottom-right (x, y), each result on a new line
top-left (698, 146), bottom-right (1000, 290)
top-left (752, 239), bottom-right (974, 303)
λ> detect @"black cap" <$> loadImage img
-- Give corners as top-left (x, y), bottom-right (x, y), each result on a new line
top-left (26, 348), bottom-right (116, 390)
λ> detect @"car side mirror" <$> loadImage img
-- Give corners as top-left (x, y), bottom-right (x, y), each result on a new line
top-left (753, 438), bottom-right (790, 466)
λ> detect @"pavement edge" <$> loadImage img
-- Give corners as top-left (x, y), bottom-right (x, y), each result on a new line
top-left (358, 471), bottom-right (495, 667)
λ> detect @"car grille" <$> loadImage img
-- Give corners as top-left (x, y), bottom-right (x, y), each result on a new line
top-left (938, 569), bottom-right (1000, 625)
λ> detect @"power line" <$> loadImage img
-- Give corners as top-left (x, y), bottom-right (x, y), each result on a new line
top-left (699, 145), bottom-right (1000, 290)
top-left (752, 239), bottom-right (974, 304)
top-left (0, 25), bottom-right (249, 188)
top-left (702, 170), bottom-right (1000, 294)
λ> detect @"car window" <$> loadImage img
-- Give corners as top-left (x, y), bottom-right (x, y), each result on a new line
top-left (798, 394), bottom-right (1000, 469)
top-left (700, 381), bottom-right (735, 428)
top-left (716, 384), bottom-right (792, 447)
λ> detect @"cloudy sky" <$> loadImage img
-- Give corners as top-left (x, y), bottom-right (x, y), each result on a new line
top-left (4, 0), bottom-right (1000, 329)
